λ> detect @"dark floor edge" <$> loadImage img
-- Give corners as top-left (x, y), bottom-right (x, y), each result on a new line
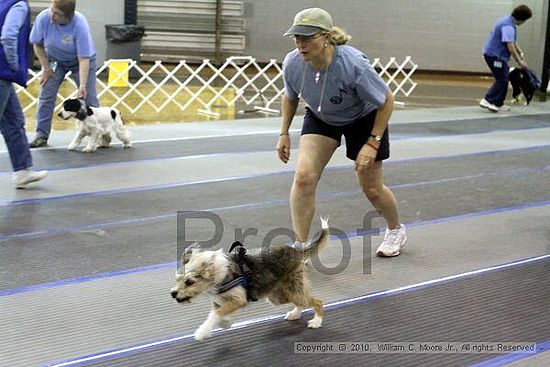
top-left (42, 255), bottom-right (550, 367)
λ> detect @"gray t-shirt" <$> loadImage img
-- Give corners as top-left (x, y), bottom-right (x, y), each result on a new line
top-left (283, 45), bottom-right (388, 125)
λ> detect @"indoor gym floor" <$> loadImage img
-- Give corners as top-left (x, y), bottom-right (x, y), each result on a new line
top-left (0, 79), bottom-right (549, 367)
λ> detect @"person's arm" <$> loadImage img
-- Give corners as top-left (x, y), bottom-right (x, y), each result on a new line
top-left (33, 43), bottom-right (55, 86)
top-left (78, 57), bottom-right (90, 98)
top-left (355, 89), bottom-right (394, 171)
top-left (515, 42), bottom-right (525, 59)
top-left (0, 2), bottom-right (28, 71)
top-left (276, 95), bottom-right (299, 164)
top-left (507, 42), bottom-right (528, 69)
top-left (370, 89), bottom-right (394, 139)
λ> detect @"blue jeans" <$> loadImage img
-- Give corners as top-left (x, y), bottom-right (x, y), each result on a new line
top-left (483, 55), bottom-right (509, 107)
top-left (35, 57), bottom-right (99, 139)
top-left (0, 79), bottom-right (32, 171)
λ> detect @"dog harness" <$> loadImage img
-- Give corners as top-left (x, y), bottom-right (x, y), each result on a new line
top-left (216, 241), bottom-right (255, 300)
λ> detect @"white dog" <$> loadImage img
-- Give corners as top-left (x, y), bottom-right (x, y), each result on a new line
top-left (58, 98), bottom-right (132, 152)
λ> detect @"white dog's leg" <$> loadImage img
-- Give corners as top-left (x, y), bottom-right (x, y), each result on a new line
top-left (113, 123), bottom-right (132, 148)
top-left (218, 317), bottom-right (233, 329)
top-left (82, 129), bottom-right (100, 152)
top-left (68, 130), bottom-right (86, 150)
top-left (284, 306), bottom-right (302, 321)
top-left (308, 315), bottom-right (323, 329)
top-left (307, 298), bottom-right (323, 329)
top-left (194, 308), bottom-right (219, 341)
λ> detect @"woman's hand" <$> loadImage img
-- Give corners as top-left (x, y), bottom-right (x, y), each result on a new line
top-left (354, 143), bottom-right (378, 171)
top-left (78, 84), bottom-right (87, 99)
top-left (276, 134), bottom-right (291, 163)
top-left (40, 69), bottom-right (55, 86)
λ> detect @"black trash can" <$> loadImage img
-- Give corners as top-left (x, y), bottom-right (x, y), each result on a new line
top-left (105, 24), bottom-right (145, 62)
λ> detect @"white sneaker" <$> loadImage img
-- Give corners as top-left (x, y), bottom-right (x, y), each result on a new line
top-left (14, 169), bottom-right (48, 189)
top-left (479, 98), bottom-right (499, 112)
top-left (376, 224), bottom-right (407, 257)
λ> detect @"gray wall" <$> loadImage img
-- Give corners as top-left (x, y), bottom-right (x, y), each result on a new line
top-left (50, 1), bottom-right (547, 75)
top-left (79, 0), bottom-right (125, 65)
top-left (31, 0), bottom-right (125, 65)
top-left (243, 0), bottom-right (548, 76)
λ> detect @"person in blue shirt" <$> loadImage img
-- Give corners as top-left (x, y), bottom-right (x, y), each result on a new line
top-left (480, 4), bottom-right (532, 112)
top-left (277, 8), bottom-right (407, 257)
top-left (0, 0), bottom-right (47, 188)
top-left (29, 0), bottom-right (99, 148)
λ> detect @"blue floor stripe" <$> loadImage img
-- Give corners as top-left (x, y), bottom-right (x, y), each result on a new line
top-left (1, 163), bottom-right (548, 242)
top-left (1, 144), bottom-right (548, 208)
top-left (2, 199), bottom-right (549, 297)
top-left (468, 340), bottom-right (550, 367)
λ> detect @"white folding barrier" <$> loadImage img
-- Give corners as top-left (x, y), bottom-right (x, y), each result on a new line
top-left (15, 56), bottom-right (417, 118)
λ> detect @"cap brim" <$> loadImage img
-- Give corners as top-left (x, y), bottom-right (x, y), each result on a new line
top-left (283, 25), bottom-right (322, 37)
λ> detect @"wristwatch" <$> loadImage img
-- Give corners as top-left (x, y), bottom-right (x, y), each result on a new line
top-left (369, 134), bottom-right (382, 143)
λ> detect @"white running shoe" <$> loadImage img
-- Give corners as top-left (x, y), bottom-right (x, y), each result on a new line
top-left (376, 224), bottom-right (407, 257)
top-left (14, 169), bottom-right (48, 189)
top-left (479, 98), bottom-right (499, 112)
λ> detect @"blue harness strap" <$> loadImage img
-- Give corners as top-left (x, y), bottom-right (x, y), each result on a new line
top-left (216, 276), bottom-right (248, 294)
top-left (216, 241), bottom-right (256, 300)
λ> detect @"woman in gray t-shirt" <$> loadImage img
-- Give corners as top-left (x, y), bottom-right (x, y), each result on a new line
top-left (277, 8), bottom-right (407, 257)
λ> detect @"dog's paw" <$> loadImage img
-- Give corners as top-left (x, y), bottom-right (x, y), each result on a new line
top-left (218, 318), bottom-right (233, 329)
top-left (123, 143), bottom-right (132, 148)
top-left (307, 317), bottom-right (323, 329)
top-left (194, 325), bottom-right (212, 341)
top-left (82, 146), bottom-right (96, 153)
top-left (284, 308), bottom-right (302, 321)
top-left (67, 144), bottom-right (78, 151)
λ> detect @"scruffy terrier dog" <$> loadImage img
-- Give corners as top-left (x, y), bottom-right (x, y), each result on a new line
top-left (170, 217), bottom-right (329, 341)
top-left (58, 98), bottom-right (132, 152)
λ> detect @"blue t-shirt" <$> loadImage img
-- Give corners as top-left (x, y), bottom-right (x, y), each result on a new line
top-left (283, 45), bottom-right (388, 125)
top-left (29, 9), bottom-right (96, 61)
top-left (483, 15), bottom-right (516, 61)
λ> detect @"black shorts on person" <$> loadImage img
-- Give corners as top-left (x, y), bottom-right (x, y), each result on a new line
top-left (301, 108), bottom-right (390, 161)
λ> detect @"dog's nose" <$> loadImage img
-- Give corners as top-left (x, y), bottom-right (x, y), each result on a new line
top-left (170, 290), bottom-right (178, 299)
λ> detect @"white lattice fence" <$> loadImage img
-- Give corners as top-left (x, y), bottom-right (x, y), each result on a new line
top-left (15, 56), bottom-right (417, 119)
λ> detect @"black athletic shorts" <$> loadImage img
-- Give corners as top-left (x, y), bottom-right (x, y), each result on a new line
top-left (301, 108), bottom-right (390, 161)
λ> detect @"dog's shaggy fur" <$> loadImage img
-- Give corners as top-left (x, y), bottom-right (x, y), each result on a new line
top-left (170, 217), bottom-right (330, 341)
top-left (58, 98), bottom-right (132, 152)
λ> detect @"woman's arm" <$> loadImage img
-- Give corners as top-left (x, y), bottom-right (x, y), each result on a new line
top-left (78, 57), bottom-right (90, 98)
top-left (277, 95), bottom-right (299, 163)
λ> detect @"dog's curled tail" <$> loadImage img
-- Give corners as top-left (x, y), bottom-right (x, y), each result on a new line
top-left (302, 216), bottom-right (330, 258)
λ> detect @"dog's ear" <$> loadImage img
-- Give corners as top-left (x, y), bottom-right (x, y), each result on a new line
top-left (182, 244), bottom-right (199, 264)
top-left (229, 241), bottom-right (243, 253)
top-left (63, 99), bottom-right (81, 112)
